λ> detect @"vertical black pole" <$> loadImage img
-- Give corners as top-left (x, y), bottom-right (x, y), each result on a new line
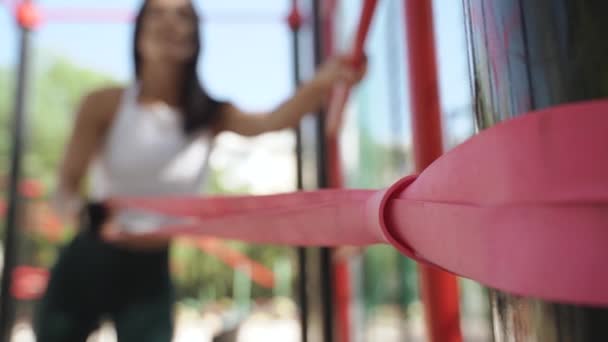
top-left (288, 3), bottom-right (309, 342)
top-left (0, 23), bottom-right (31, 342)
top-left (311, 0), bottom-right (334, 341)
top-left (291, 24), bottom-right (304, 193)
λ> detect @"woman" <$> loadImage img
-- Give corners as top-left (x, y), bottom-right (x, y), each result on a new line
top-left (34, 0), bottom-right (365, 340)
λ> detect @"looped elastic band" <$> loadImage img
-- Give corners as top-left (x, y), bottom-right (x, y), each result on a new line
top-left (371, 175), bottom-right (419, 258)
top-left (112, 100), bottom-right (608, 307)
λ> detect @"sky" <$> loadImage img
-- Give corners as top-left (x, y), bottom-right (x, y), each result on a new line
top-left (0, 0), bottom-right (473, 143)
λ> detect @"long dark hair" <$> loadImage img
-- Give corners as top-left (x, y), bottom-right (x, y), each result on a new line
top-left (133, 0), bottom-right (225, 134)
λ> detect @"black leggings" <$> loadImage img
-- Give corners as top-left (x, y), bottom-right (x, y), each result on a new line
top-left (34, 232), bottom-right (174, 342)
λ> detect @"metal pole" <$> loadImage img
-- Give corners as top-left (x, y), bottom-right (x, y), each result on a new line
top-left (287, 2), bottom-right (309, 341)
top-left (0, 15), bottom-right (32, 342)
top-left (312, 0), bottom-right (334, 341)
top-left (403, 1), bottom-right (463, 341)
top-left (462, 0), bottom-right (608, 340)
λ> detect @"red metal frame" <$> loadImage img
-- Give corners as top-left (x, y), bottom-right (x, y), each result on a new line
top-left (404, 1), bottom-right (462, 341)
top-left (3, 2), bottom-right (464, 340)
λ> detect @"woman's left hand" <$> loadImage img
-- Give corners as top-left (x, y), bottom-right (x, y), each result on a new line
top-left (313, 54), bottom-right (368, 91)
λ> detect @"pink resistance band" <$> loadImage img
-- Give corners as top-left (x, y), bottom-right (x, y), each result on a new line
top-left (111, 100), bottom-right (608, 307)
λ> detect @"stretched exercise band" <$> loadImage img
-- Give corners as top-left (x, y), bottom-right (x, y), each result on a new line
top-left (111, 100), bottom-right (608, 307)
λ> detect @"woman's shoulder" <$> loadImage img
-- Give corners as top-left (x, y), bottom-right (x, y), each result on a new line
top-left (83, 86), bottom-right (125, 108)
top-left (78, 86), bottom-right (126, 123)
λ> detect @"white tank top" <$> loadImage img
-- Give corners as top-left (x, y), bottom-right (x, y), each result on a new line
top-left (89, 85), bottom-right (214, 200)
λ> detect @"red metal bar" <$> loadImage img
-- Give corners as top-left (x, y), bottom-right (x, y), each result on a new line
top-left (319, 2), bottom-right (352, 341)
top-left (40, 8), bottom-right (134, 23)
top-left (403, 1), bottom-right (462, 342)
top-left (190, 238), bottom-right (275, 289)
top-left (11, 6), bottom-right (293, 25)
top-left (322, 2), bottom-right (377, 342)
top-left (325, 0), bottom-right (378, 138)
top-left (333, 259), bottom-right (351, 342)
top-left (0, 0), bottom-right (17, 12)
top-left (317, 2), bottom-right (352, 342)
top-left (349, 0), bottom-right (376, 67)
top-left (323, 0), bottom-right (343, 189)
top-left (11, 266), bottom-right (48, 301)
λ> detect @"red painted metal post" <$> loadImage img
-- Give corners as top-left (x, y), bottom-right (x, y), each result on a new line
top-left (321, 3), bottom-right (381, 342)
top-left (326, 0), bottom-right (378, 138)
top-left (403, 1), bottom-right (462, 342)
top-left (324, 3), bottom-right (378, 341)
top-left (318, 2), bottom-right (350, 342)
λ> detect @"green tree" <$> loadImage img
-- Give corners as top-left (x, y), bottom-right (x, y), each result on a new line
top-left (0, 56), bottom-right (117, 184)
top-left (0, 68), bottom-right (15, 175)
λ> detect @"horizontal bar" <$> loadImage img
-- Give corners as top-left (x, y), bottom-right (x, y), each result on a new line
top-left (0, 0), bottom-right (16, 10)
top-left (41, 8), bottom-right (133, 23)
top-left (15, 6), bottom-right (295, 25)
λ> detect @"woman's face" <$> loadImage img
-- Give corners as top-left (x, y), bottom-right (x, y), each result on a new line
top-left (138, 0), bottom-right (199, 66)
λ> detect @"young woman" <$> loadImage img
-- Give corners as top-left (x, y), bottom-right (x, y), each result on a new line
top-left (34, 0), bottom-right (365, 340)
